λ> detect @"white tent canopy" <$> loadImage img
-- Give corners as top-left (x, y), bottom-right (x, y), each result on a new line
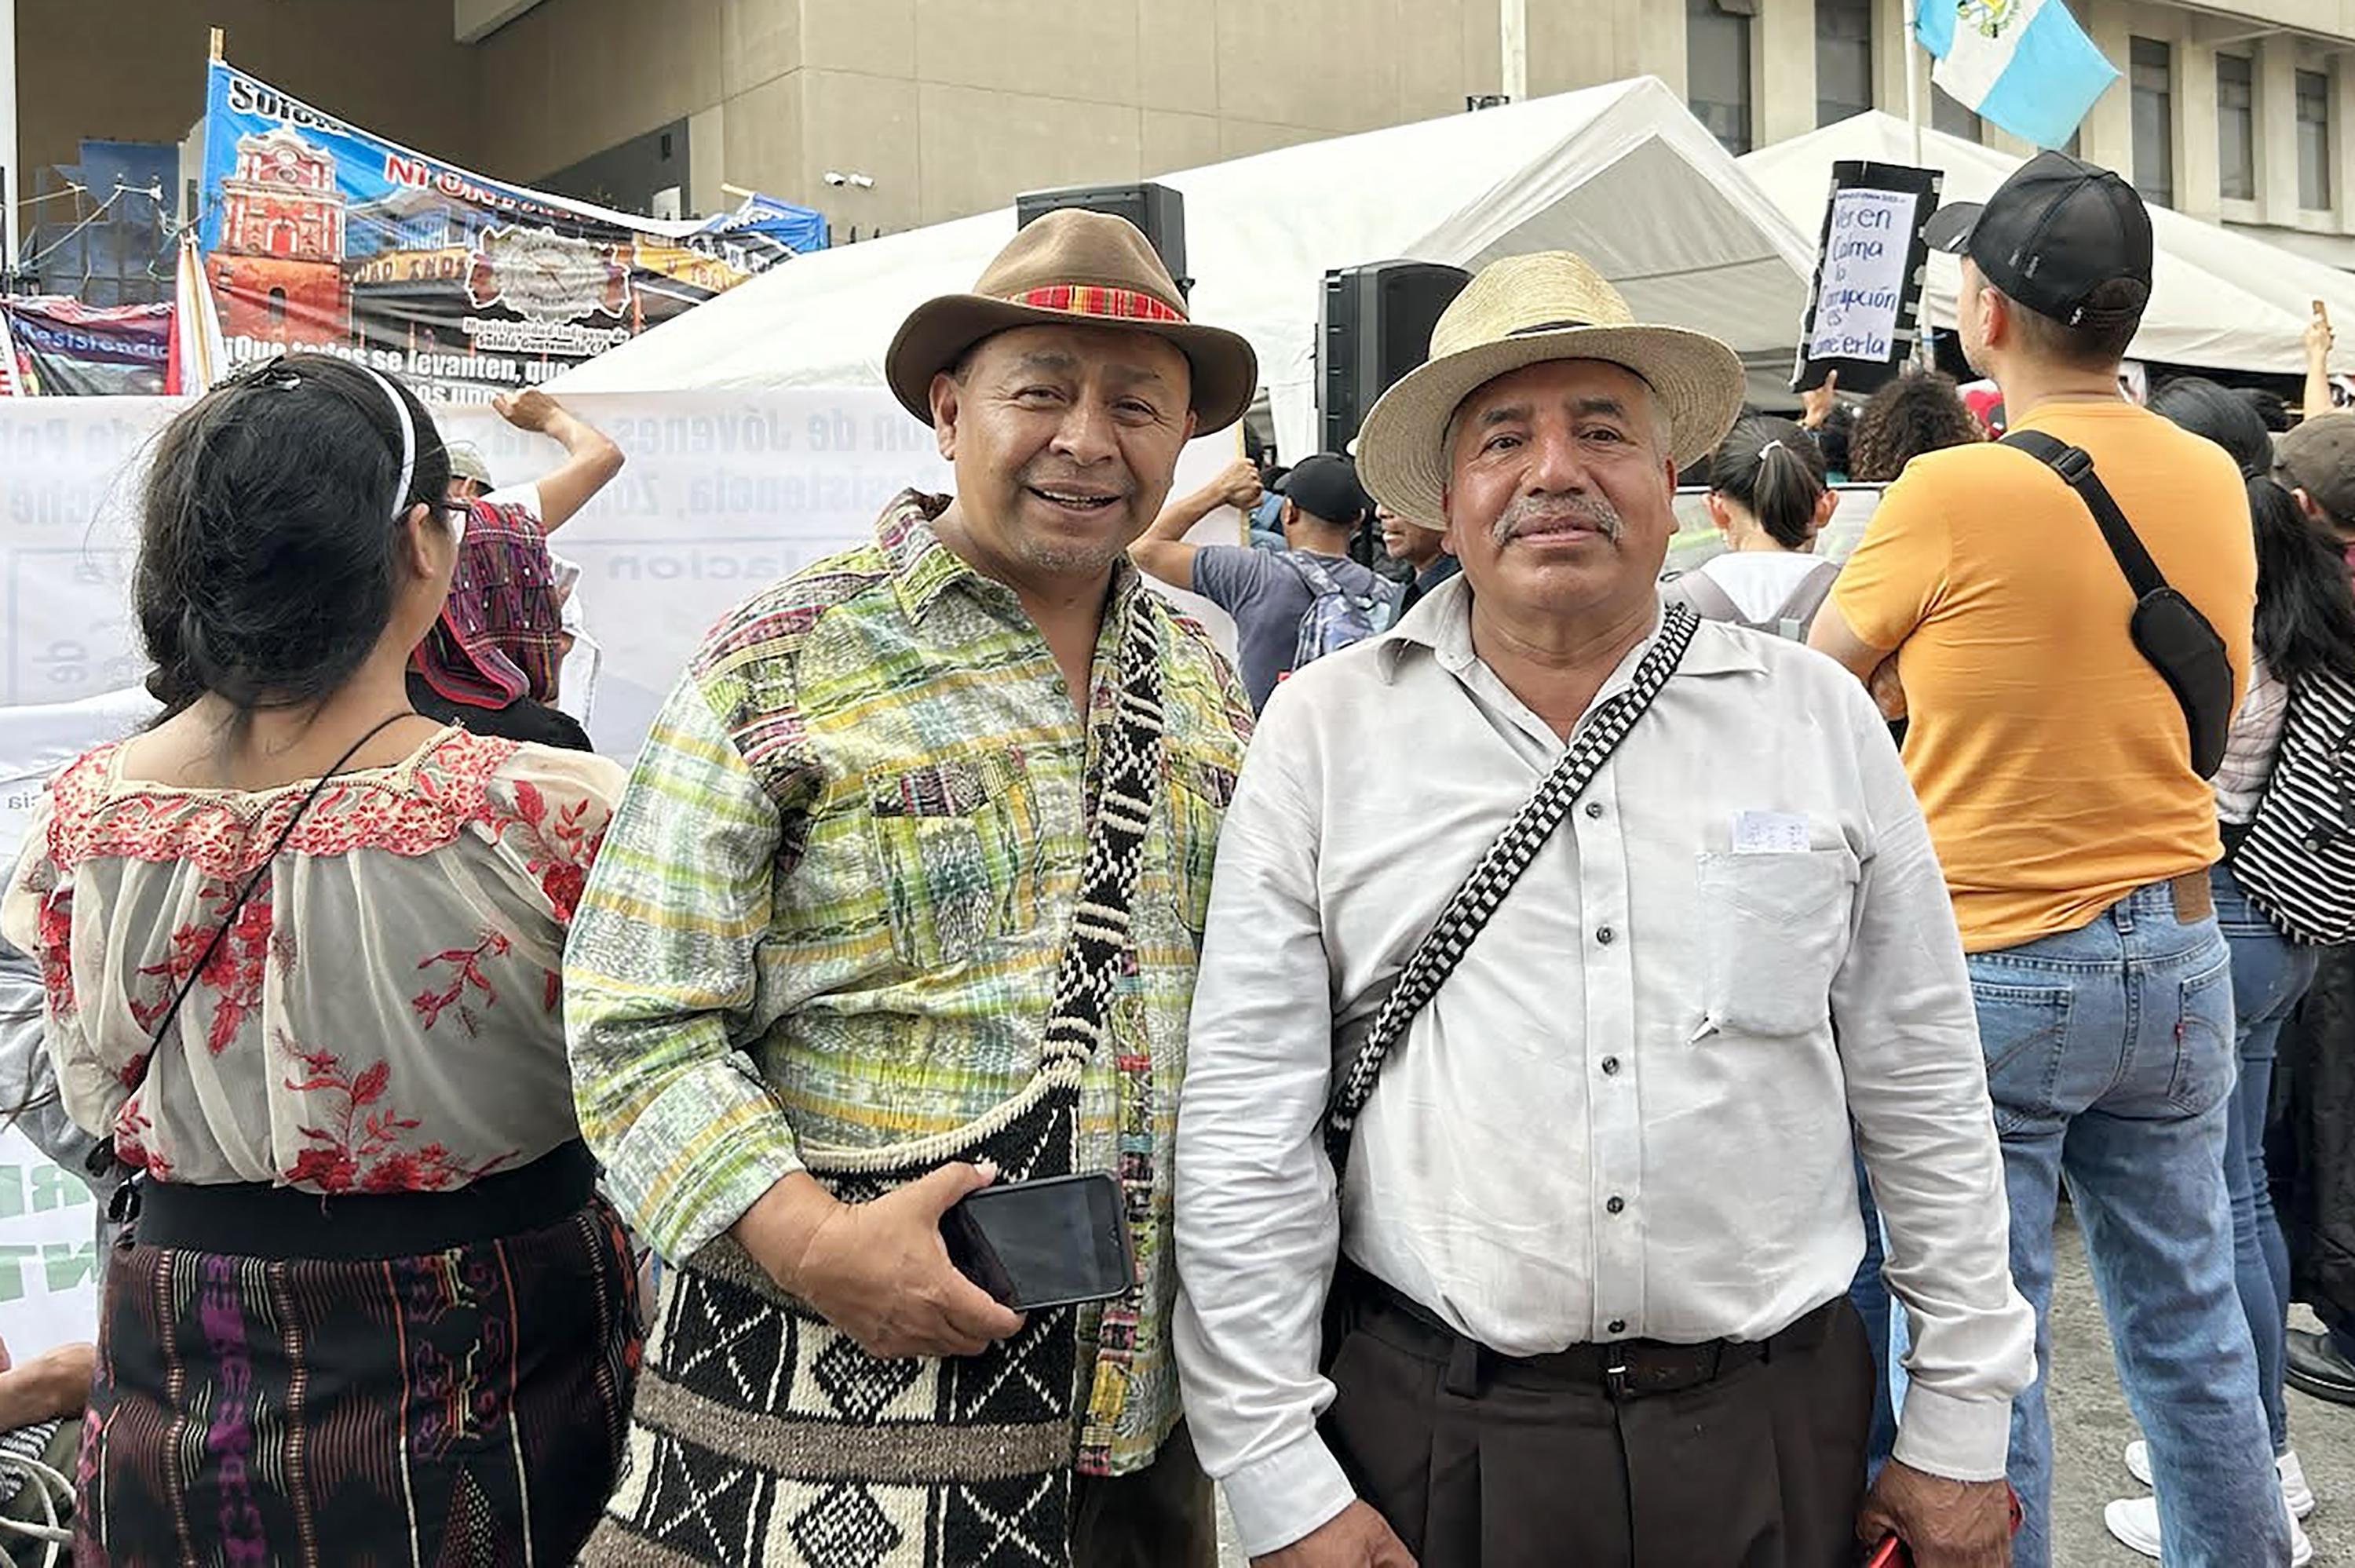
top-left (1743, 113), bottom-right (2355, 377)
top-left (556, 78), bottom-right (1819, 458)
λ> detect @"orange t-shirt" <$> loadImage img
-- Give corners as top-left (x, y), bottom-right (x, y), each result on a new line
top-left (1831, 400), bottom-right (2255, 953)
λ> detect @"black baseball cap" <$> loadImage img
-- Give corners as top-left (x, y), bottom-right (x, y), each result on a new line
top-left (1276, 453), bottom-right (1371, 526)
top-left (1921, 151), bottom-right (2153, 330)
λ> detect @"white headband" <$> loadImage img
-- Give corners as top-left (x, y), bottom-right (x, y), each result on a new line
top-left (350, 364), bottom-right (416, 517)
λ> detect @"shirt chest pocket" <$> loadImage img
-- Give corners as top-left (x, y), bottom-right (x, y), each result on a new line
top-left (1696, 848), bottom-right (1859, 1039)
top-left (865, 748), bottom-right (1040, 972)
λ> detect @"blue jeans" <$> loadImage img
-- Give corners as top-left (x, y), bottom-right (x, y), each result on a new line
top-left (1973, 881), bottom-right (2286, 1568)
top-left (2214, 861), bottom-right (2321, 1455)
top-left (1850, 1150), bottom-right (1899, 1473)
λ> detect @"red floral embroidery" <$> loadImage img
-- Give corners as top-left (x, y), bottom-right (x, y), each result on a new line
top-left (43, 731), bottom-right (521, 878)
top-left (503, 779), bottom-right (603, 921)
top-left (112, 1096), bottom-right (169, 1179)
top-left (280, 1037), bottom-right (513, 1193)
top-left (412, 932), bottom-right (508, 1035)
top-left (129, 877), bottom-right (272, 1055)
top-left (33, 891), bottom-right (74, 1017)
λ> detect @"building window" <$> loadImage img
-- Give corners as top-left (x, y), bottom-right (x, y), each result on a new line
top-left (2299, 68), bottom-right (2334, 210)
top-left (2218, 54), bottom-right (2255, 201)
top-left (267, 287), bottom-right (287, 328)
top-left (1688, 0), bottom-right (1754, 155)
top-left (2131, 38), bottom-right (2174, 209)
top-left (1816, 0), bottom-right (1873, 126)
top-left (1932, 85), bottom-right (1981, 141)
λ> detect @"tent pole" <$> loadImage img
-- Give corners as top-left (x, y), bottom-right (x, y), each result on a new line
top-left (1904, 0), bottom-right (1924, 164)
top-left (1501, 0), bottom-right (1528, 102)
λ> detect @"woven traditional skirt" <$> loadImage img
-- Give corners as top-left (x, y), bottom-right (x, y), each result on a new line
top-left (73, 1143), bottom-right (641, 1567)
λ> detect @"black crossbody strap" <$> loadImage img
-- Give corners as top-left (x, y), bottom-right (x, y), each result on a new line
top-left (2001, 429), bottom-right (2168, 599)
top-left (1322, 604), bottom-right (1703, 1172)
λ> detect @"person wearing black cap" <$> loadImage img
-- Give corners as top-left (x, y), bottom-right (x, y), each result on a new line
top-left (1133, 450), bottom-right (1399, 709)
top-left (1809, 153), bottom-right (2284, 1568)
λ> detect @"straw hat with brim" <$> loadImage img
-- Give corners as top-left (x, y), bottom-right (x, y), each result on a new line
top-left (1354, 251), bottom-right (1747, 527)
top-left (885, 208), bottom-right (1258, 434)
top-left (447, 441), bottom-right (494, 487)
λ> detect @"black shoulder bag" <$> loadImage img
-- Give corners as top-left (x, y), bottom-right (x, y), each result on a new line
top-left (2000, 430), bottom-right (2235, 779)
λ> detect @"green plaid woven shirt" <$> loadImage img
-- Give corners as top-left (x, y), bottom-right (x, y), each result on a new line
top-left (564, 490), bottom-right (1253, 1472)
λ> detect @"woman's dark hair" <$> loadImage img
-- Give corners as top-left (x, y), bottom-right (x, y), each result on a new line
top-left (2150, 376), bottom-right (2355, 684)
top-left (2240, 387), bottom-right (2293, 434)
top-left (135, 355), bottom-right (450, 717)
top-left (1815, 401), bottom-right (1855, 477)
top-left (1707, 415), bottom-right (1826, 551)
top-left (1849, 370), bottom-right (1982, 482)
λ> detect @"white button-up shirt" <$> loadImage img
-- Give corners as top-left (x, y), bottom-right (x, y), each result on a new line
top-left (1173, 578), bottom-right (2036, 1557)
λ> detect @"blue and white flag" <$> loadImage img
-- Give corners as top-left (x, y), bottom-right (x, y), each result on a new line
top-left (1915, 0), bottom-right (2120, 149)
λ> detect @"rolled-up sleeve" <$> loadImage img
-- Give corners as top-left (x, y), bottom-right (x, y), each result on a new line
top-left (1830, 678), bottom-right (2036, 1480)
top-left (564, 676), bottom-right (804, 1261)
top-left (1172, 706), bottom-right (1356, 1557)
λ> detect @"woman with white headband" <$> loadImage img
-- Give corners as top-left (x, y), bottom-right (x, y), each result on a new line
top-left (0, 353), bottom-right (638, 1563)
top-left (1660, 413), bottom-right (1841, 641)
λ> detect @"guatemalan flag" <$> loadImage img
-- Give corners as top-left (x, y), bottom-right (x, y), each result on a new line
top-left (1916, 0), bottom-right (2120, 150)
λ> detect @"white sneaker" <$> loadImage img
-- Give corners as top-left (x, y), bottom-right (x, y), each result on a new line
top-left (2122, 1439), bottom-right (2316, 1520)
top-left (2103, 1493), bottom-right (2313, 1566)
top-left (2104, 1496), bottom-right (2161, 1559)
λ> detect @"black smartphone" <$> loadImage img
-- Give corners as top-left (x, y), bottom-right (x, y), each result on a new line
top-left (940, 1172), bottom-right (1135, 1312)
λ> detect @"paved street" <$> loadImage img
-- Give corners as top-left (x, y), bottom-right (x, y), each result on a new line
top-left (1215, 1203), bottom-right (2355, 1564)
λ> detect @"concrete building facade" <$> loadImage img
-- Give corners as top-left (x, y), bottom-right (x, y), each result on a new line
top-left (11, 0), bottom-right (2355, 266)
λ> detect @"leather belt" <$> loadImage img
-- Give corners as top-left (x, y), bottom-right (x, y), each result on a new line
top-left (1334, 1262), bottom-right (1841, 1402)
top-left (2169, 870), bottom-right (2214, 924)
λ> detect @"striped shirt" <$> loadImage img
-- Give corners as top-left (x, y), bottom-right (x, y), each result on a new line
top-left (564, 490), bottom-right (1253, 1472)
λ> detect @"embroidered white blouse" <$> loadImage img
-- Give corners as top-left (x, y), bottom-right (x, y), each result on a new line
top-left (2, 726), bottom-right (621, 1194)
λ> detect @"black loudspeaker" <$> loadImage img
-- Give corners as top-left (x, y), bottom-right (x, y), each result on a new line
top-left (1015, 181), bottom-right (1188, 297)
top-left (1319, 261), bottom-right (1473, 454)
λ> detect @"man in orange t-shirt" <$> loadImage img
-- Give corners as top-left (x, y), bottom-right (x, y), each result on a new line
top-left (1810, 153), bottom-right (2279, 1568)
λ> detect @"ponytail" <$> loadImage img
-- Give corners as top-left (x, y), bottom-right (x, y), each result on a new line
top-left (1707, 415), bottom-right (1827, 550)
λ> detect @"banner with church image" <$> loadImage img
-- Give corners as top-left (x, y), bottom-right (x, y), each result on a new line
top-left (195, 60), bottom-right (822, 402)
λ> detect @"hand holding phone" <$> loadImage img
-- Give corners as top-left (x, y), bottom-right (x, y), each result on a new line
top-left (737, 1163), bottom-right (1025, 1360)
top-left (941, 1172), bottom-right (1136, 1312)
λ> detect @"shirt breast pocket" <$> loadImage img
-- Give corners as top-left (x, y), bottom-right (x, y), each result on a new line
top-left (1159, 748), bottom-right (1237, 947)
top-left (1696, 848), bottom-right (1858, 1039)
top-left (865, 749), bottom-right (1038, 972)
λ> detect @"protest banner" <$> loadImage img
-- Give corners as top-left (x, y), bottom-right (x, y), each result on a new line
top-left (0, 391), bottom-right (1238, 756)
top-left (195, 60), bottom-right (822, 403)
top-left (0, 299), bottom-right (174, 397)
top-left (1791, 161), bottom-right (1942, 396)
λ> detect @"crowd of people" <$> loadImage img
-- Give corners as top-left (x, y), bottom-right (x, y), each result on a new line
top-left (0, 147), bottom-right (2348, 1568)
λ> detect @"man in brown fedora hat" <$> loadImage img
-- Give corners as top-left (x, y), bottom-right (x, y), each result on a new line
top-left (566, 209), bottom-right (1257, 1567)
top-left (1174, 251), bottom-right (2033, 1568)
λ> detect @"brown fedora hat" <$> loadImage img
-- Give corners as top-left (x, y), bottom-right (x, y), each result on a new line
top-left (885, 209), bottom-right (1258, 433)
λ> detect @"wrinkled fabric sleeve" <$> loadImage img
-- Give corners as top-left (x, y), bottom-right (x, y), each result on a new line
top-left (564, 678), bottom-right (803, 1261)
top-left (1172, 703), bottom-right (1356, 1556)
top-left (1829, 677), bottom-right (2037, 1479)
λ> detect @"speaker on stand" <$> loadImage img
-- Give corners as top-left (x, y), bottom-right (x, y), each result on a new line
top-left (1014, 181), bottom-right (1189, 299)
top-left (1319, 261), bottom-right (1471, 564)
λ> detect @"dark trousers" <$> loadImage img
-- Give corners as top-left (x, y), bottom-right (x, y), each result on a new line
top-left (1068, 1422), bottom-right (1218, 1568)
top-left (1324, 1274), bottom-right (1873, 1568)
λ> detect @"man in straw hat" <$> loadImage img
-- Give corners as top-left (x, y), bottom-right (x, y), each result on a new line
top-left (1173, 252), bottom-right (2034, 1567)
top-left (565, 210), bottom-right (1257, 1567)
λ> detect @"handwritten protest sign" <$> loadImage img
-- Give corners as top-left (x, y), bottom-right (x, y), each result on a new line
top-left (1792, 162), bottom-right (1941, 396)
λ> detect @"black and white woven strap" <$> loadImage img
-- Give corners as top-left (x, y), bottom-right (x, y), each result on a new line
top-left (1323, 603), bottom-right (1702, 1169)
top-left (1039, 586), bottom-right (1167, 1075)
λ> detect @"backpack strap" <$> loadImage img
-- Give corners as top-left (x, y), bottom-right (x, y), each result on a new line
top-left (1776, 558), bottom-right (1842, 639)
top-left (1323, 604), bottom-right (1703, 1173)
top-left (1662, 569), bottom-right (1742, 625)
